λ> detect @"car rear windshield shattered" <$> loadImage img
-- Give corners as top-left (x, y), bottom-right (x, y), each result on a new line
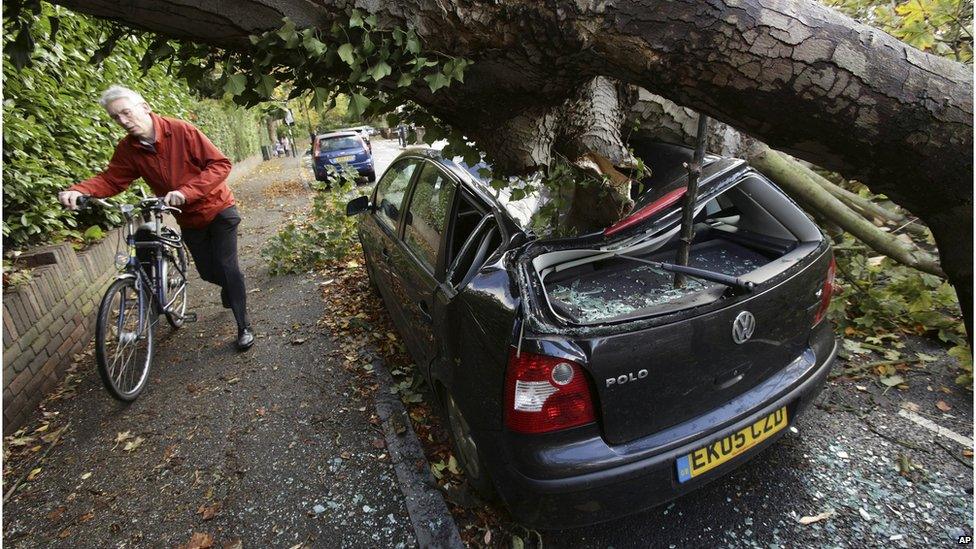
top-left (547, 243), bottom-right (765, 323)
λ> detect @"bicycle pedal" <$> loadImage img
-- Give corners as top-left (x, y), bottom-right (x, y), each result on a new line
top-left (183, 312), bottom-right (198, 322)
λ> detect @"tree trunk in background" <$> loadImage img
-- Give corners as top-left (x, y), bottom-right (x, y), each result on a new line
top-left (50, 0), bottom-right (973, 327)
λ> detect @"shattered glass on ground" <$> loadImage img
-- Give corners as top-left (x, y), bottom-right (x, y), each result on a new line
top-left (547, 240), bottom-right (767, 323)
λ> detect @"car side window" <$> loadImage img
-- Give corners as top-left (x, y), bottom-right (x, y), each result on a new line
top-left (374, 159), bottom-right (419, 233)
top-left (403, 163), bottom-right (456, 272)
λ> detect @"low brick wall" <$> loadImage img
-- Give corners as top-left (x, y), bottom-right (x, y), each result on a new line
top-left (2, 231), bottom-right (123, 430)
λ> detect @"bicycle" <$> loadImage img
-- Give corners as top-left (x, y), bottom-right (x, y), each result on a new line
top-left (77, 195), bottom-right (195, 401)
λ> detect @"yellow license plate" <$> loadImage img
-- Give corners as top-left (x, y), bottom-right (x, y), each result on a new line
top-left (334, 155), bottom-right (355, 163)
top-left (677, 407), bottom-right (788, 483)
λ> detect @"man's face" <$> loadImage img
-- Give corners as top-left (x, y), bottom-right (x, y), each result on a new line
top-left (106, 97), bottom-right (154, 140)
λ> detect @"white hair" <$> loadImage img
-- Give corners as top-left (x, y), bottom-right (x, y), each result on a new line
top-left (98, 85), bottom-right (147, 109)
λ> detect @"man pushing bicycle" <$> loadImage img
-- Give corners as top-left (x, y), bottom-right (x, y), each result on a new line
top-left (59, 85), bottom-right (255, 351)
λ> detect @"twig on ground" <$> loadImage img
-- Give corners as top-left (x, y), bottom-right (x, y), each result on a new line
top-left (933, 440), bottom-right (974, 469)
top-left (3, 421), bottom-right (72, 504)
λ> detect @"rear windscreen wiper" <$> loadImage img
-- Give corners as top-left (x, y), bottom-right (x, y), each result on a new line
top-left (614, 254), bottom-right (756, 294)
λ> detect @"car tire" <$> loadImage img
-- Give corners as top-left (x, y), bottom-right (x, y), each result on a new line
top-left (443, 389), bottom-right (497, 500)
top-left (365, 170), bottom-right (376, 184)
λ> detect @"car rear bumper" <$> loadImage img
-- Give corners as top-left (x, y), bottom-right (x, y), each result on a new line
top-left (315, 159), bottom-right (374, 178)
top-left (478, 328), bottom-right (837, 529)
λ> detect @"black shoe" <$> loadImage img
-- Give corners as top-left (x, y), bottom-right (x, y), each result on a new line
top-left (236, 327), bottom-right (254, 351)
top-left (221, 288), bottom-right (231, 309)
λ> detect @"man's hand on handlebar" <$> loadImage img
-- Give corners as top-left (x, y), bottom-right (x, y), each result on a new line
top-left (58, 190), bottom-right (84, 210)
top-left (164, 190), bottom-right (186, 207)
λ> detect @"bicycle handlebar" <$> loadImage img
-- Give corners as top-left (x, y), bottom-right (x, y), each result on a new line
top-left (75, 195), bottom-right (182, 215)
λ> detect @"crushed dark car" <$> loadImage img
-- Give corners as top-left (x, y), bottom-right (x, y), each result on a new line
top-left (346, 140), bottom-right (838, 529)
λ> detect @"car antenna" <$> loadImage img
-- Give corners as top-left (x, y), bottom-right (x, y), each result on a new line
top-left (674, 113), bottom-right (709, 288)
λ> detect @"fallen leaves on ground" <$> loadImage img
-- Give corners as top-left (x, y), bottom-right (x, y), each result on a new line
top-left (935, 400), bottom-right (952, 412)
top-left (261, 178), bottom-right (307, 199)
top-left (798, 509), bottom-right (835, 525)
top-left (180, 532), bottom-right (214, 549)
top-left (123, 436), bottom-right (145, 452)
top-left (198, 503), bottom-right (220, 521)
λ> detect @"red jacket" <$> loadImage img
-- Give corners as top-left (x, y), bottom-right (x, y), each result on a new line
top-left (70, 113), bottom-right (234, 229)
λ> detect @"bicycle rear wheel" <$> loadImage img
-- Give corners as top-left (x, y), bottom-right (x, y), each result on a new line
top-left (95, 278), bottom-right (154, 401)
top-left (163, 244), bottom-right (189, 329)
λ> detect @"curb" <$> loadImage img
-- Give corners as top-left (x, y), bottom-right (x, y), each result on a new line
top-left (371, 357), bottom-right (464, 549)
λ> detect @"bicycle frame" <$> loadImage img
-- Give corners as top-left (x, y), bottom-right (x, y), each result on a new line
top-left (116, 199), bottom-right (188, 334)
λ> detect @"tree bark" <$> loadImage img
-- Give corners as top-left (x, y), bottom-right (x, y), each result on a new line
top-left (48, 0), bottom-right (972, 328)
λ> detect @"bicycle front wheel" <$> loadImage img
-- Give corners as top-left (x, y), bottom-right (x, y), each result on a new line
top-left (95, 278), bottom-right (154, 401)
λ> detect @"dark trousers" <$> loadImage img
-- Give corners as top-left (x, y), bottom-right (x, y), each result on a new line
top-left (182, 206), bottom-right (248, 331)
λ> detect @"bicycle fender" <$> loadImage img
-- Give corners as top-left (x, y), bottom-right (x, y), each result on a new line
top-left (115, 273), bottom-right (137, 281)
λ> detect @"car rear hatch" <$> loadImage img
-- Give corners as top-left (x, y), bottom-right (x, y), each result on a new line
top-left (519, 153), bottom-right (832, 444)
top-left (315, 137), bottom-right (368, 166)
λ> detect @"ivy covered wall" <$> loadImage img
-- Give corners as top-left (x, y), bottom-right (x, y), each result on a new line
top-left (2, 3), bottom-right (263, 248)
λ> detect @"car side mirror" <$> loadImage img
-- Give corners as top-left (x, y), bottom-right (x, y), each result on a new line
top-left (346, 195), bottom-right (370, 216)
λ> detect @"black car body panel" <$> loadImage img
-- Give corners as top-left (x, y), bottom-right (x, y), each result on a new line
top-left (351, 143), bottom-right (837, 529)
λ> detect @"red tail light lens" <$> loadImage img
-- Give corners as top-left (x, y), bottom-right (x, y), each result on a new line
top-left (312, 138), bottom-right (320, 157)
top-left (603, 187), bottom-right (688, 237)
top-left (504, 349), bottom-right (595, 434)
top-left (813, 256), bottom-right (836, 326)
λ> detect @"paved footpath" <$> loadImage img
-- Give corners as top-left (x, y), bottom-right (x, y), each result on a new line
top-left (3, 154), bottom-right (419, 548)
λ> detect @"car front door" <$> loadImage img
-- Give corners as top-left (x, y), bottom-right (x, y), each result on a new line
top-left (362, 158), bottom-right (421, 332)
top-left (387, 161), bottom-right (457, 368)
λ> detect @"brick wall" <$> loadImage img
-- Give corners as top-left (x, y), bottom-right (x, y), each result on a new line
top-left (2, 230), bottom-right (121, 431)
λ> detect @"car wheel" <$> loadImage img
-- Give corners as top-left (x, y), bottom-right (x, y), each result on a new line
top-left (444, 390), bottom-right (497, 499)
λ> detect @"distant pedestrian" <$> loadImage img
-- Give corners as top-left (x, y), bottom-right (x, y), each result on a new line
top-left (58, 85), bottom-right (255, 351)
top-left (396, 123), bottom-right (407, 148)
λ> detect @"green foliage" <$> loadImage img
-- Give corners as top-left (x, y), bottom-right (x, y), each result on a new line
top-left (829, 234), bottom-right (969, 384)
top-left (188, 99), bottom-right (262, 162)
top-left (2, 2), bottom-right (262, 249)
top-left (188, 11), bottom-right (470, 122)
top-left (831, 238), bottom-right (964, 343)
top-left (262, 169), bottom-right (360, 275)
top-left (825, 0), bottom-right (973, 62)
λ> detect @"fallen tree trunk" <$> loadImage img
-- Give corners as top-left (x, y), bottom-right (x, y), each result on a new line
top-left (41, 0), bottom-right (974, 332)
top-left (747, 144), bottom-right (945, 277)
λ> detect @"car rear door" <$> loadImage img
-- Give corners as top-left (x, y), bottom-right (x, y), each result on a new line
top-left (362, 158), bottom-right (421, 331)
top-left (386, 160), bottom-right (457, 367)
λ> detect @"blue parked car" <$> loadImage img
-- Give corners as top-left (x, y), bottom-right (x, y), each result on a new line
top-left (313, 131), bottom-right (375, 184)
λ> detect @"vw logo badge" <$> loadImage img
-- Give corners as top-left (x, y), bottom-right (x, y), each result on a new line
top-left (732, 311), bottom-right (756, 344)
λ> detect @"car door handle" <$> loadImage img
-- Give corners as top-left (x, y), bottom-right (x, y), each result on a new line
top-left (418, 300), bottom-right (432, 323)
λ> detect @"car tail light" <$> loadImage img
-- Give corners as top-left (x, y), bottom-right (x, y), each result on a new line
top-left (812, 256), bottom-right (836, 326)
top-left (504, 349), bottom-right (595, 434)
top-left (312, 139), bottom-right (320, 157)
top-left (603, 187), bottom-right (688, 237)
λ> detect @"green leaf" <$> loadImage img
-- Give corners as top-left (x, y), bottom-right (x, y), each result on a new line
top-left (256, 74), bottom-right (276, 98)
top-left (424, 72), bottom-right (450, 93)
top-left (303, 34), bottom-right (326, 56)
top-left (337, 43), bottom-right (356, 67)
top-left (396, 73), bottom-right (413, 88)
top-left (349, 9), bottom-right (364, 28)
top-left (405, 34), bottom-right (421, 55)
top-left (880, 375), bottom-right (905, 387)
top-left (223, 73), bottom-right (247, 96)
top-left (83, 225), bottom-right (103, 241)
top-left (369, 61), bottom-right (392, 81)
top-left (276, 18), bottom-right (300, 48)
top-left (348, 93), bottom-right (370, 118)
